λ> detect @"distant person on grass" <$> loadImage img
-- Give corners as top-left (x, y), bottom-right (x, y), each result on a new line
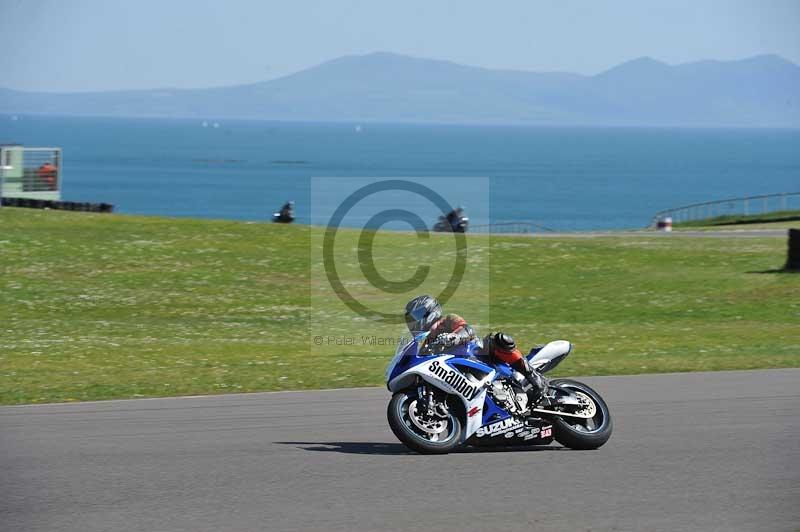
top-left (274, 200), bottom-right (295, 223)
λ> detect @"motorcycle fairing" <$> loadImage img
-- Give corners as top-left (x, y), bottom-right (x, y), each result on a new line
top-left (388, 353), bottom-right (496, 439)
top-left (480, 394), bottom-right (511, 425)
top-left (467, 417), bottom-right (555, 446)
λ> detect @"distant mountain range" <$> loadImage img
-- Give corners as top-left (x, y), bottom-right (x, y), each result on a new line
top-left (2, 52), bottom-right (799, 126)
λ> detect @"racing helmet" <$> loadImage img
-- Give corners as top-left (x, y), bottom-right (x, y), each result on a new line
top-left (404, 295), bottom-right (442, 334)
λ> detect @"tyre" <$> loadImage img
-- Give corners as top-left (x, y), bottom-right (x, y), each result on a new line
top-left (549, 379), bottom-right (612, 450)
top-left (387, 390), bottom-right (463, 454)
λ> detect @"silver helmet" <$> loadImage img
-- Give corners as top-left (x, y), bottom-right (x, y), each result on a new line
top-left (404, 295), bottom-right (442, 334)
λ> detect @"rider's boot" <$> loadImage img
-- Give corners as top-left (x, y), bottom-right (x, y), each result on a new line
top-left (512, 358), bottom-right (547, 406)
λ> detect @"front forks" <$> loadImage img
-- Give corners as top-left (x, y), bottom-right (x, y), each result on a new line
top-left (417, 381), bottom-right (449, 418)
top-left (417, 383), bottom-right (435, 417)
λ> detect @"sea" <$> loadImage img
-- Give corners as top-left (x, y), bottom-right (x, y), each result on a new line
top-left (1, 115), bottom-right (798, 231)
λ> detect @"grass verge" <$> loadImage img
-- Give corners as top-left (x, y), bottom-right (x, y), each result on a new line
top-left (1, 207), bottom-right (798, 404)
top-left (673, 209), bottom-right (800, 228)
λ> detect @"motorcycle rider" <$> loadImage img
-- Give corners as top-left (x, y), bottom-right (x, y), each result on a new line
top-left (404, 294), bottom-right (547, 402)
top-left (445, 206), bottom-right (466, 232)
top-left (274, 200), bottom-right (295, 223)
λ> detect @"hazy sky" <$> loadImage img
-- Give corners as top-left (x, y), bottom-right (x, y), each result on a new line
top-left (2, 0), bottom-right (799, 92)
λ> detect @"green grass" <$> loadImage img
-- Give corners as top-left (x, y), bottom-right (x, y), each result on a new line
top-left (673, 209), bottom-right (800, 228)
top-left (1, 207), bottom-right (798, 404)
top-left (673, 220), bottom-right (799, 231)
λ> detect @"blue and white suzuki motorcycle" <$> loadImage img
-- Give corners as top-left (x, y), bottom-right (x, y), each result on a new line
top-left (385, 333), bottom-right (612, 454)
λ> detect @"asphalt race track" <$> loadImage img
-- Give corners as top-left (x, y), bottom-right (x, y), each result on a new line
top-left (2, 369), bottom-right (798, 532)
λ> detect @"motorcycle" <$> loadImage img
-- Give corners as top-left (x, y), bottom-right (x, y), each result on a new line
top-left (273, 201), bottom-right (295, 224)
top-left (385, 332), bottom-right (612, 454)
top-left (433, 210), bottom-right (469, 233)
top-left (273, 211), bottom-right (295, 223)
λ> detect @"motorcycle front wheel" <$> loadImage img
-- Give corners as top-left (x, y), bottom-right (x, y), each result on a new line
top-left (387, 390), bottom-right (463, 454)
top-left (549, 379), bottom-right (613, 450)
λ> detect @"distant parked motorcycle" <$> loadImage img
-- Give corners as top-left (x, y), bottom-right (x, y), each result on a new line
top-left (433, 207), bottom-right (469, 233)
top-left (273, 200), bottom-right (295, 224)
top-left (385, 332), bottom-right (612, 454)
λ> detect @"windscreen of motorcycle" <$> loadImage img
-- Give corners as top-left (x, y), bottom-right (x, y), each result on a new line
top-left (384, 332), bottom-right (428, 382)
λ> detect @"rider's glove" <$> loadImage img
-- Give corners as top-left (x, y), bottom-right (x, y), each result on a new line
top-left (433, 333), bottom-right (459, 347)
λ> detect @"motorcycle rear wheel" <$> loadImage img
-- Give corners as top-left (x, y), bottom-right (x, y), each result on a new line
top-left (388, 390), bottom-right (462, 454)
top-left (549, 379), bottom-right (612, 450)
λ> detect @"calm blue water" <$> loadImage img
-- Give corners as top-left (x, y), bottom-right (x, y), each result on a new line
top-left (1, 115), bottom-right (798, 230)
